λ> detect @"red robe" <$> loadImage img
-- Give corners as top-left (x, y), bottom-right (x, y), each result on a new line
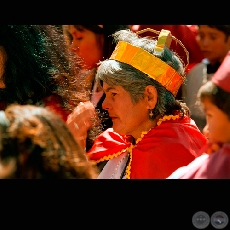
top-left (87, 116), bottom-right (208, 179)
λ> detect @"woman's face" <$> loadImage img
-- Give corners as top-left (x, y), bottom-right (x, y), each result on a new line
top-left (202, 98), bottom-right (230, 144)
top-left (67, 25), bottom-right (104, 70)
top-left (0, 46), bottom-right (6, 89)
top-left (102, 83), bottom-right (154, 139)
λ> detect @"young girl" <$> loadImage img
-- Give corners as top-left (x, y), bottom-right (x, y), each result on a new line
top-left (168, 50), bottom-right (230, 179)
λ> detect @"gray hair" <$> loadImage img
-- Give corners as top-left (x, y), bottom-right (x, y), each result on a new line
top-left (96, 29), bottom-right (189, 119)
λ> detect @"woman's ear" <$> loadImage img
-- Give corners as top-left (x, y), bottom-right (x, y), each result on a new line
top-left (144, 85), bottom-right (158, 109)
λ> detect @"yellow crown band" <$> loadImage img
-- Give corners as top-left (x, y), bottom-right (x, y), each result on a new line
top-left (109, 41), bottom-right (185, 97)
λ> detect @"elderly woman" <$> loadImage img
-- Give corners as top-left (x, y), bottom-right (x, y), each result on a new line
top-left (70, 28), bottom-right (208, 178)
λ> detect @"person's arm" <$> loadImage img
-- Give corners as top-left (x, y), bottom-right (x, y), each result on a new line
top-left (66, 101), bottom-right (96, 150)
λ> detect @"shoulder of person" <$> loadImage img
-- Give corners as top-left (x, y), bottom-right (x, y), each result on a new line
top-left (187, 62), bottom-right (206, 75)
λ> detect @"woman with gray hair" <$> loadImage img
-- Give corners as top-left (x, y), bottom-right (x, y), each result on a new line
top-left (73, 28), bottom-right (208, 178)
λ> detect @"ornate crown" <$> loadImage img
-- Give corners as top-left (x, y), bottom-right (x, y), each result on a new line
top-left (109, 28), bottom-right (189, 97)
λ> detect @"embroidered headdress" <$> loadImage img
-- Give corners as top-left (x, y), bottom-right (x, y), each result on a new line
top-left (109, 28), bottom-right (189, 97)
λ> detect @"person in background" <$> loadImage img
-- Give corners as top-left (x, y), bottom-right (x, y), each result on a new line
top-left (85, 28), bottom-right (207, 179)
top-left (0, 25), bottom-right (82, 122)
top-left (131, 25), bottom-right (204, 101)
top-left (62, 25), bottom-right (130, 153)
top-left (168, 50), bottom-right (230, 178)
top-left (0, 104), bottom-right (99, 179)
top-left (182, 25), bottom-right (230, 132)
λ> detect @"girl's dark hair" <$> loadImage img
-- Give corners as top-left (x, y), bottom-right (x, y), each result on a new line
top-left (0, 25), bottom-right (80, 110)
top-left (198, 81), bottom-right (230, 120)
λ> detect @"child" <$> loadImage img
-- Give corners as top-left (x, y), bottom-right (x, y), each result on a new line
top-left (182, 25), bottom-right (230, 132)
top-left (168, 50), bottom-right (230, 179)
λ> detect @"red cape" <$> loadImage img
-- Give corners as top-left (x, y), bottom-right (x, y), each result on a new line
top-left (87, 116), bottom-right (208, 178)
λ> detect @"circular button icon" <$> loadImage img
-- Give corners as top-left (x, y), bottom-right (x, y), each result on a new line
top-left (192, 211), bottom-right (210, 229)
top-left (211, 211), bottom-right (228, 229)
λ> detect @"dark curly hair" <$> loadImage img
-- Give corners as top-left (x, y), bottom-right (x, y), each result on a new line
top-left (0, 25), bottom-right (82, 110)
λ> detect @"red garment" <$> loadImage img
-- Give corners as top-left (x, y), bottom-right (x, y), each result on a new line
top-left (42, 94), bottom-right (71, 121)
top-left (0, 94), bottom-right (70, 122)
top-left (87, 116), bottom-right (208, 178)
top-left (178, 143), bottom-right (230, 178)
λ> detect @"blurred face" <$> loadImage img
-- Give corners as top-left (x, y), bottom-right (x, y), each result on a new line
top-left (102, 83), bottom-right (155, 139)
top-left (0, 46), bottom-right (6, 88)
top-left (67, 25), bottom-right (104, 70)
top-left (196, 25), bottom-right (230, 64)
top-left (201, 98), bottom-right (230, 144)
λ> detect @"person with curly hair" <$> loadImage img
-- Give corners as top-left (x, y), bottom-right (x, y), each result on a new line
top-left (0, 104), bottom-right (99, 179)
top-left (0, 25), bottom-right (83, 121)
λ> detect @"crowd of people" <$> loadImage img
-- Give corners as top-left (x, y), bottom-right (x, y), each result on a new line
top-left (0, 24), bottom-right (230, 179)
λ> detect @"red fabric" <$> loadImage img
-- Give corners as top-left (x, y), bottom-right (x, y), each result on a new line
top-left (43, 94), bottom-right (71, 121)
top-left (87, 116), bottom-right (208, 178)
top-left (131, 25), bottom-right (204, 67)
top-left (179, 143), bottom-right (230, 178)
top-left (0, 94), bottom-right (70, 122)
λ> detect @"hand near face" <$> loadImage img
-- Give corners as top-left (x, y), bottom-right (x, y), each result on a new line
top-left (66, 101), bottom-right (96, 150)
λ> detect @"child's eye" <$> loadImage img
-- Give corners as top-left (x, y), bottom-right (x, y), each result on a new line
top-left (111, 93), bottom-right (117, 97)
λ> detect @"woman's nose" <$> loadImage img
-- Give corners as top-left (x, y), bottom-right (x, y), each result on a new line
top-left (102, 96), bottom-right (109, 110)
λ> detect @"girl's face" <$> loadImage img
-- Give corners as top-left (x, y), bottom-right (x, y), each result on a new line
top-left (67, 25), bottom-right (104, 70)
top-left (196, 25), bottom-right (230, 64)
top-left (0, 46), bottom-right (6, 89)
top-left (102, 83), bottom-right (156, 139)
top-left (202, 98), bottom-right (230, 144)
